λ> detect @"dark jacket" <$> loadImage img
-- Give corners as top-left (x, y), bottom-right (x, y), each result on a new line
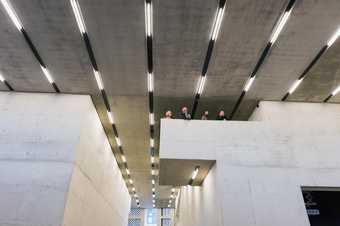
top-left (180, 112), bottom-right (191, 120)
top-left (216, 115), bottom-right (228, 120)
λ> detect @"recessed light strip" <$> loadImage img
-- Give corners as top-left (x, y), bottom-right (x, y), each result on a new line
top-left (229, 0), bottom-right (296, 119)
top-left (0, 72), bottom-right (14, 91)
top-left (1, 0), bottom-right (60, 92)
top-left (281, 27), bottom-right (340, 101)
top-left (188, 166), bottom-right (200, 185)
top-left (324, 85), bottom-right (340, 102)
top-left (70, 0), bottom-right (139, 204)
top-left (191, 0), bottom-right (227, 118)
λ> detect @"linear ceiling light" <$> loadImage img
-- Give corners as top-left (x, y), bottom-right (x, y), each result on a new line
top-left (40, 66), bottom-right (54, 84)
top-left (188, 166), bottom-right (200, 185)
top-left (129, 179), bottom-right (133, 185)
top-left (197, 76), bottom-right (206, 95)
top-left (93, 70), bottom-right (104, 90)
top-left (0, 72), bottom-right (13, 90)
top-left (150, 138), bottom-right (154, 148)
top-left (145, 1), bottom-right (153, 37)
top-left (244, 77), bottom-right (255, 92)
top-left (1, 0), bottom-right (23, 31)
top-left (106, 111), bottom-right (115, 124)
top-left (115, 137), bottom-right (122, 147)
top-left (121, 155), bottom-right (127, 163)
top-left (210, 6), bottom-right (226, 41)
top-left (147, 72), bottom-right (154, 92)
top-left (282, 26), bottom-right (340, 101)
top-left (269, 10), bottom-right (292, 44)
top-left (126, 168), bottom-right (130, 175)
top-left (70, 0), bottom-right (86, 34)
top-left (149, 113), bottom-right (155, 125)
top-left (324, 85), bottom-right (340, 102)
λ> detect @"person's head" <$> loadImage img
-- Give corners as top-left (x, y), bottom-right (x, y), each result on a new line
top-left (165, 110), bottom-right (172, 118)
top-left (204, 111), bottom-right (209, 116)
top-left (218, 110), bottom-right (225, 117)
top-left (181, 106), bottom-right (188, 114)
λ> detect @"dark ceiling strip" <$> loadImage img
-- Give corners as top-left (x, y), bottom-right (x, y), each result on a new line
top-left (229, 0), bottom-right (296, 119)
top-left (281, 45), bottom-right (328, 101)
top-left (191, 0), bottom-right (227, 118)
top-left (3, 80), bottom-right (14, 91)
top-left (323, 94), bottom-right (333, 102)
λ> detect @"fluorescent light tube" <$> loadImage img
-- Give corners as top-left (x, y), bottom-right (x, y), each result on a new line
top-left (191, 167), bottom-right (199, 180)
top-left (148, 72), bottom-right (154, 92)
top-left (40, 66), bottom-right (54, 84)
top-left (151, 169), bottom-right (156, 175)
top-left (145, 2), bottom-right (153, 37)
top-left (288, 78), bottom-right (303, 94)
top-left (152, 179), bottom-right (155, 185)
top-left (126, 168), bottom-right (130, 175)
top-left (151, 156), bottom-right (155, 163)
top-left (152, 194), bottom-right (155, 198)
top-left (0, 73), bottom-right (5, 82)
top-left (1, 0), bottom-right (23, 31)
top-left (152, 199), bottom-right (155, 203)
top-left (197, 76), bottom-right (206, 95)
top-left (121, 155), bottom-right (127, 163)
top-left (106, 111), bottom-right (114, 124)
top-left (150, 138), bottom-right (154, 148)
top-left (153, 204), bottom-right (155, 208)
top-left (70, 0), bottom-right (86, 34)
top-left (269, 10), bottom-right (292, 44)
top-left (168, 204), bottom-right (171, 208)
top-left (244, 76), bottom-right (255, 92)
top-left (115, 137), bottom-right (122, 147)
top-left (152, 188), bottom-right (155, 192)
top-left (93, 69), bottom-right (104, 90)
top-left (327, 28), bottom-right (340, 47)
top-left (169, 200), bottom-right (172, 203)
top-left (331, 85), bottom-right (340, 96)
top-left (129, 179), bottom-right (133, 184)
top-left (149, 113), bottom-right (155, 125)
top-left (132, 187), bottom-right (135, 192)
top-left (211, 7), bottom-right (225, 41)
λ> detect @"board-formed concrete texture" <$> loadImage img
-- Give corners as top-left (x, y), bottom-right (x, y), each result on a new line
top-left (0, 92), bottom-right (130, 226)
top-left (159, 101), bottom-right (340, 226)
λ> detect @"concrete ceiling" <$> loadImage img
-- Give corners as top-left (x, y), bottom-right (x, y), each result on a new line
top-left (0, 0), bottom-right (339, 208)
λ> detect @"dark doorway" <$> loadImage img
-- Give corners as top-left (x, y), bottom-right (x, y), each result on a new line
top-left (302, 188), bottom-right (340, 226)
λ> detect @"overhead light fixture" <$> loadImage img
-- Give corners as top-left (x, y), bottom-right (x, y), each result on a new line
top-left (152, 187), bottom-right (155, 192)
top-left (171, 188), bottom-right (175, 193)
top-left (93, 70), bottom-right (104, 90)
top-left (106, 111), bottom-right (114, 124)
top-left (151, 169), bottom-right (156, 175)
top-left (169, 200), bottom-right (172, 204)
top-left (168, 204), bottom-right (171, 208)
top-left (145, 1), bottom-right (153, 37)
top-left (129, 179), bottom-right (133, 184)
top-left (269, 10), bottom-right (292, 44)
top-left (152, 179), bottom-right (155, 185)
top-left (1, 0), bottom-right (23, 31)
top-left (150, 138), bottom-right (154, 148)
top-left (126, 168), bottom-right (130, 175)
top-left (149, 113), bottom-right (155, 125)
top-left (153, 204), bottom-right (155, 208)
top-left (152, 199), bottom-right (155, 203)
top-left (288, 78), bottom-right (303, 94)
top-left (148, 72), bottom-right (154, 92)
top-left (40, 66), bottom-right (54, 84)
top-left (197, 76), bottom-right (206, 95)
top-left (152, 194), bottom-right (155, 198)
top-left (121, 155), bottom-right (127, 163)
top-left (191, 166), bottom-right (200, 180)
top-left (211, 6), bottom-right (225, 41)
top-left (170, 195), bottom-right (174, 199)
top-left (0, 73), bottom-right (5, 82)
top-left (132, 187), bottom-right (135, 192)
top-left (70, 0), bottom-right (86, 34)
top-left (327, 28), bottom-right (340, 47)
top-left (331, 85), bottom-right (340, 96)
top-left (115, 137), bottom-right (122, 147)
top-left (244, 76), bottom-right (255, 92)
top-left (151, 156), bottom-right (155, 163)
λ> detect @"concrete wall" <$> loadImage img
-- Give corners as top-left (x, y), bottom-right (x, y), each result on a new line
top-left (0, 92), bottom-right (130, 226)
top-left (162, 101), bottom-right (340, 226)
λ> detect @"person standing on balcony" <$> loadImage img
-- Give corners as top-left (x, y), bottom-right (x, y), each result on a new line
top-left (201, 111), bottom-right (209, 120)
top-left (179, 106), bottom-right (191, 120)
top-left (216, 110), bottom-right (228, 120)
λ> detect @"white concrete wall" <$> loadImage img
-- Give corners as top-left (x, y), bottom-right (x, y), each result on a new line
top-left (175, 165), bottom-right (222, 226)
top-left (0, 92), bottom-right (130, 226)
top-left (164, 101), bottom-right (340, 226)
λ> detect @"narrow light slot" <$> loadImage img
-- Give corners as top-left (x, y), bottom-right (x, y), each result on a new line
top-left (0, 73), bottom-right (5, 82)
top-left (269, 10), bottom-right (292, 44)
top-left (151, 169), bottom-right (156, 175)
top-left (70, 0), bottom-right (86, 34)
top-left (211, 7), bottom-right (225, 41)
top-left (132, 187), bottom-right (135, 192)
top-left (152, 188), bottom-right (155, 192)
top-left (129, 179), bottom-right (133, 184)
top-left (327, 28), bottom-right (340, 47)
top-left (1, 0), bottom-right (23, 31)
top-left (40, 66), bottom-right (54, 84)
top-left (93, 69), bottom-right (104, 90)
top-left (170, 194), bottom-right (174, 199)
top-left (106, 111), bottom-right (114, 124)
top-left (331, 85), bottom-right (340, 96)
top-left (197, 76), bottom-right (206, 95)
top-left (152, 194), bottom-right (155, 198)
top-left (288, 78), bottom-right (303, 94)
top-left (149, 113), bottom-right (155, 125)
top-left (169, 200), bottom-right (172, 204)
top-left (152, 179), bottom-right (155, 185)
top-left (191, 167), bottom-right (199, 180)
top-left (126, 168), bottom-right (130, 175)
top-left (145, 2), bottom-right (153, 37)
top-left (148, 72), bottom-right (154, 92)
top-left (244, 76), bottom-right (255, 92)
top-left (153, 204), bottom-right (155, 208)
top-left (150, 156), bottom-right (155, 163)
top-left (150, 138), bottom-right (154, 148)
top-left (121, 155), bottom-right (127, 163)
top-left (168, 204), bottom-right (171, 208)
top-left (115, 137), bottom-right (122, 147)
top-left (152, 199), bottom-right (155, 203)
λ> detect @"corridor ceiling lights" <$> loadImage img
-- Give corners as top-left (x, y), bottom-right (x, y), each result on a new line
top-left (70, 0), bottom-right (86, 34)
top-left (188, 166), bottom-right (200, 185)
top-left (324, 85), bottom-right (340, 102)
top-left (145, 0), bottom-right (153, 37)
top-left (1, 0), bottom-right (60, 92)
top-left (282, 26), bottom-right (340, 101)
top-left (149, 113), bottom-right (155, 125)
top-left (229, 0), bottom-right (296, 119)
top-left (150, 138), bottom-right (154, 148)
top-left (1, 0), bottom-right (22, 31)
top-left (70, 0), bottom-right (140, 205)
top-left (190, 0), bottom-right (227, 118)
top-left (0, 72), bottom-right (13, 91)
